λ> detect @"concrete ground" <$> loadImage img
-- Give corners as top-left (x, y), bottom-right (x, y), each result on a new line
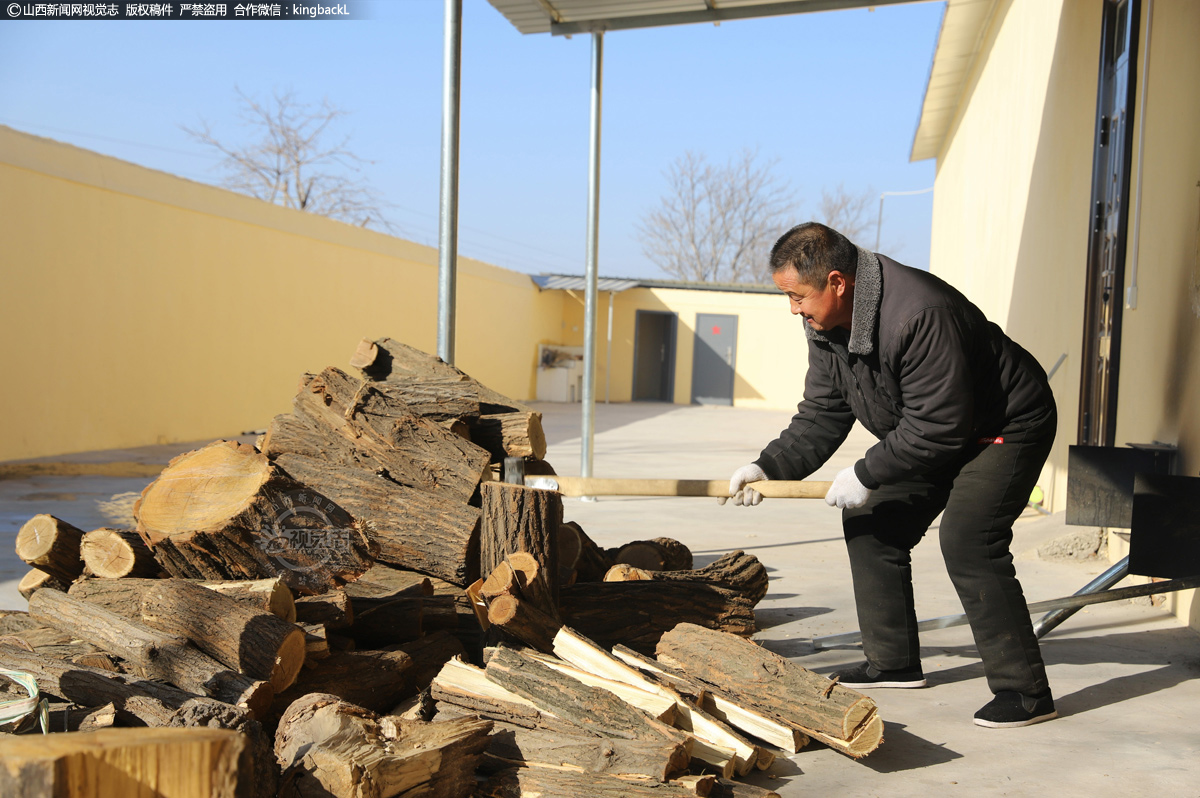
top-left (1, 403), bottom-right (1197, 796)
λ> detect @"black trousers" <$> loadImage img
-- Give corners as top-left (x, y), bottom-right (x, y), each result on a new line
top-left (842, 411), bottom-right (1056, 697)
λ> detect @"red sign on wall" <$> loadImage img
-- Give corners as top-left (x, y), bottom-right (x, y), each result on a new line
top-left (712, 326), bottom-right (721, 335)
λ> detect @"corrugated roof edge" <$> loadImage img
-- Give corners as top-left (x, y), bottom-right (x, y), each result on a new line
top-left (531, 273), bottom-right (777, 294)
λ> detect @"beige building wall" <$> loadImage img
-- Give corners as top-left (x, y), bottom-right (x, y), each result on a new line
top-left (926, 0), bottom-right (1200, 630)
top-left (0, 126), bottom-right (562, 462)
top-left (554, 286), bottom-right (808, 409)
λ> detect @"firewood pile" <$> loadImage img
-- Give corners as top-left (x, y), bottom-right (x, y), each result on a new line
top-left (1, 337), bottom-right (882, 797)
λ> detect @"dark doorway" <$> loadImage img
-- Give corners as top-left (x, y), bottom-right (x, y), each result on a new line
top-left (691, 313), bottom-right (738, 406)
top-left (632, 311), bottom-right (677, 402)
top-left (1078, 0), bottom-right (1140, 446)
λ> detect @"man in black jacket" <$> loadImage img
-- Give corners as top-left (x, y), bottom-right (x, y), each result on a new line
top-left (724, 222), bottom-right (1058, 728)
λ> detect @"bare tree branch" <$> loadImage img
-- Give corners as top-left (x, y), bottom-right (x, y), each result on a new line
top-left (636, 149), bottom-right (798, 283)
top-left (817, 183), bottom-right (876, 245)
top-left (183, 88), bottom-right (393, 230)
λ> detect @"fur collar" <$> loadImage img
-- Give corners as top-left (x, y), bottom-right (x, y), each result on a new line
top-left (803, 246), bottom-right (882, 356)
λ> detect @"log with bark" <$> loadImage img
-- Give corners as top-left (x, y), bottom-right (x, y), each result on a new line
top-left (0, 727), bottom-right (246, 798)
top-left (274, 693), bottom-right (491, 798)
top-left (345, 563), bottom-right (434, 599)
top-left (487, 594), bottom-right (561, 653)
top-left (71, 577), bottom-right (296, 623)
top-left (72, 578), bottom-right (308, 694)
top-left (479, 767), bottom-right (704, 798)
top-left (0, 617), bottom-right (117, 672)
top-left (559, 580), bottom-right (756, 654)
top-left (294, 589), bottom-right (354, 630)
top-left (471, 411), bottom-right (547, 461)
top-left (345, 596), bottom-right (423, 648)
top-left (198, 578), bottom-right (296, 622)
top-left (17, 568), bottom-right (66, 600)
top-left (27, 589), bottom-right (273, 718)
top-left (134, 439), bottom-right (375, 594)
top-left (431, 657), bottom-right (581, 737)
top-left (16, 514), bottom-right (85, 583)
top-left (271, 649), bottom-right (414, 719)
top-left (604, 551), bottom-right (770, 605)
top-left (612, 537), bottom-right (694, 571)
top-left (558, 521), bottom-right (614, 584)
top-left (482, 725), bottom-right (690, 782)
top-left (388, 629), bottom-right (467, 689)
top-left (656, 624), bottom-right (882, 758)
top-left (80, 528), bottom-right (162, 579)
top-left (480, 482), bottom-right (562, 618)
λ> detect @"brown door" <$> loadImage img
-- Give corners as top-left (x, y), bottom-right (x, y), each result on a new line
top-left (1079, 0), bottom-right (1141, 446)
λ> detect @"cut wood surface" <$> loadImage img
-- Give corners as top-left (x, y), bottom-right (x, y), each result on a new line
top-left (134, 439), bottom-right (374, 594)
top-left (15, 514), bottom-right (85, 583)
top-left (483, 725), bottom-right (690, 781)
top-left (275, 693), bottom-right (492, 798)
top-left (657, 624), bottom-right (882, 758)
top-left (487, 593), bottom-right (561, 653)
top-left (0, 727), bottom-right (244, 798)
top-left (344, 564), bottom-right (434, 599)
top-left (27, 589), bottom-right (273, 718)
top-left (605, 551), bottom-right (770, 605)
top-left (560, 580), bottom-right (756, 653)
top-left (294, 589), bottom-right (354, 630)
top-left (137, 580), bottom-right (308, 694)
top-left (557, 520), bottom-right (613, 584)
top-left (17, 569), bottom-right (66, 600)
top-left (471, 411), bottom-right (548, 461)
top-left (198, 578), bottom-right (296, 622)
top-left (480, 767), bottom-right (703, 798)
top-left (480, 482), bottom-right (562, 617)
top-left (80, 528), bottom-right (161, 579)
top-left (522, 651), bottom-right (678, 723)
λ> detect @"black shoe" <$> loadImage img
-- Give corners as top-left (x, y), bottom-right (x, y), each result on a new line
top-left (973, 691), bottom-right (1057, 728)
top-left (830, 662), bottom-right (927, 689)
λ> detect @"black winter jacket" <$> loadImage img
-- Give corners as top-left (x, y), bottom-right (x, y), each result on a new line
top-left (754, 250), bottom-right (1055, 489)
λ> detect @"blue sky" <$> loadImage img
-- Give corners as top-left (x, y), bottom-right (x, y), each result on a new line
top-left (0, 0), bottom-right (944, 279)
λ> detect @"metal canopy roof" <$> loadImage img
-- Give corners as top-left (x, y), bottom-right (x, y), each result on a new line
top-left (487, 0), bottom-right (922, 36)
top-left (910, 0), bottom-right (1000, 162)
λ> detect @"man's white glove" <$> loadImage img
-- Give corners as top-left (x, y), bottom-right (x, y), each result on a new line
top-left (825, 466), bottom-right (873, 510)
top-left (719, 464), bottom-right (768, 506)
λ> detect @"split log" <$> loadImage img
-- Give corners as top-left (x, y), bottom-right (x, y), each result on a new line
top-left (134, 439), bottom-right (374, 594)
top-left (711, 779), bottom-right (781, 798)
top-left (198, 578), bottom-right (296, 622)
top-left (266, 437), bottom-right (481, 586)
top-left (288, 367), bottom-right (491, 501)
top-left (480, 767), bottom-right (701, 798)
top-left (611, 644), bottom-right (710, 700)
top-left (613, 537), bottom-right (693, 571)
top-left (605, 551), bottom-right (770, 604)
top-left (136, 580), bottom-right (307, 693)
top-left (431, 657), bottom-right (583, 736)
top-left (521, 651), bottom-right (677, 723)
top-left (17, 569), bottom-right (66, 600)
top-left (0, 727), bottom-right (245, 798)
top-left (487, 594), bottom-right (561, 653)
top-left (275, 693), bottom-right (491, 798)
top-left (471, 411), bottom-right (548, 461)
top-left (560, 581), bottom-right (756, 654)
top-left (28, 589), bottom-right (273, 717)
top-left (484, 647), bottom-right (682, 744)
top-left (272, 649), bottom-right (414, 718)
top-left (80, 528), bottom-right (161, 579)
top-left (557, 521), bottom-right (613, 584)
top-left (480, 482), bottom-right (562, 618)
top-left (15, 514), bottom-right (85, 583)
top-left (482, 725), bottom-right (690, 781)
top-left (0, 621), bottom-right (116, 671)
top-left (294, 589), bottom-right (354, 630)
top-left (657, 624), bottom-right (882, 758)
top-left (351, 336), bottom-right (535, 414)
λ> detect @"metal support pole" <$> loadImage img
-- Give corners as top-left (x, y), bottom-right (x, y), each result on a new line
top-left (436, 0), bottom-right (463, 364)
top-left (581, 31), bottom-right (603, 480)
top-left (605, 291), bottom-right (614, 404)
top-left (1031, 556), bottom-right (1129, 638)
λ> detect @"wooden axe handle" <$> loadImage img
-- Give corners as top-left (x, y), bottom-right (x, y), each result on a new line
top-left (533, 477), bottom-right (831, 499)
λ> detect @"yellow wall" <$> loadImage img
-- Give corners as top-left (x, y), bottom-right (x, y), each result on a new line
top-left (927, 0), bottom-right (1200, 630)
top-left (0, 126), bottom-right (562, 462)
top-left (555, 286), bottom-right (808, 409)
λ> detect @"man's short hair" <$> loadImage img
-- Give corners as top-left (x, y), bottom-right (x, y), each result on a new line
top-left (769, 222), bottom-right (858, 288)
